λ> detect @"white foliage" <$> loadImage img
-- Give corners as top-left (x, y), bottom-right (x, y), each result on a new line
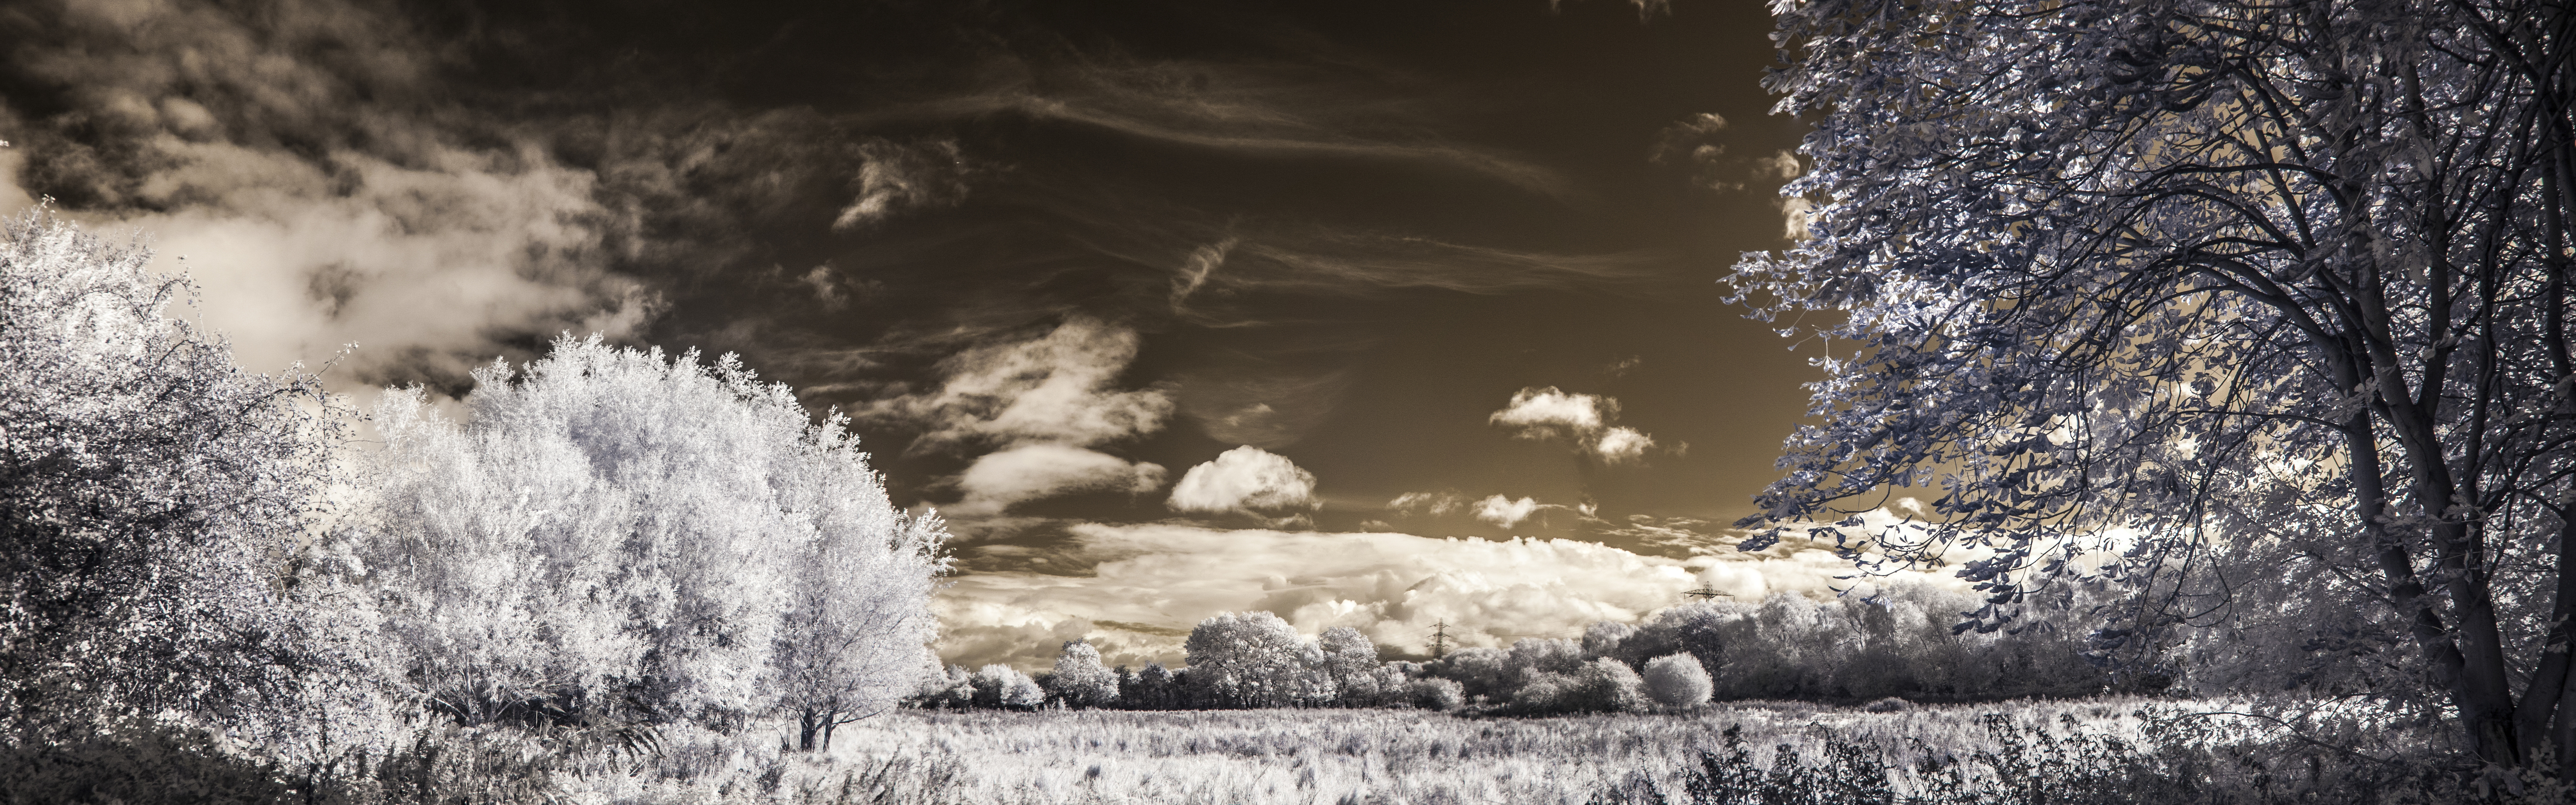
top-left (1050, 640), bottom-right (1121, 708)
top-left (1184, 611), bottom-right (1335, 708)
top-left (1641, 653), bottom-right (1712, 708)
top-left (353, 334), bottom-right (945, 726)
top-left (0, 209), bottom-right (385, 755)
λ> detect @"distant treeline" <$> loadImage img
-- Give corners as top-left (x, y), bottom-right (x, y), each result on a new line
top-left (912, 581), bottom-right (2131, 714)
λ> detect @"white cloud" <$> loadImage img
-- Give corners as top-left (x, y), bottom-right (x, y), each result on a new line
top-left (951, 444), bottom-right (1168, 517)
top-left (1781, 197), bottom-right (1814, 240)
top-left (1166, 445), bottom-right (1319, 514)
top-left (1490, 386), bottom-right (1609, 433)
top-left (1473, 495), bottom-right (1541, 527)
top-left (1, 0), bottom-right (658, 385)
top-left (830, 139), bottom-right (977, 231)
top-left (862, 316), bottom-right (1173, 451)
top-left (1757, 149), bottom-right (1803, 180)
top-left (934, 519), bottom-right (1963, 671)
top-left (1388, 491), bottom-right (1467, 516)
top-left (1592, 426), bottom-right (1654, 463)
top-left (1488, 386), bottom-right (1661, 465)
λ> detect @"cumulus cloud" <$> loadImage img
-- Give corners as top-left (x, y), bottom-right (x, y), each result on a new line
top-left (860, 316), bottom-right (1174, 452)
top-left (1489, 386), bottom-right (1662, 465)
top-left (952, 444), bottom-right (1168, 517)
top-left (1167, 446), bottom-right (1320, 515)
top-left (1473, 495), bottom-right (1542, 528)
top-left (935, 519), bottom-right (1962, 670)
top-left (0, 0), bottom-right (658, 386)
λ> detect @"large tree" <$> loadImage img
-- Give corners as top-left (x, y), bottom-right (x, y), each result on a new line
top-left (357, 334), bottom-right (947, 732)
top-left (0, 210), bottom-right (362, 749)
top-left (1738, 0), bottom-right (2576, 767)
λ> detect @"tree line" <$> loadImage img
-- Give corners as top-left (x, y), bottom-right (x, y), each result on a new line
top-left (915, 581), bottom-right (2125, 716)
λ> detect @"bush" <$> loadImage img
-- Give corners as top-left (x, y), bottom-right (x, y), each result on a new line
top-left (1642, 654), bottom-right (1713, 708)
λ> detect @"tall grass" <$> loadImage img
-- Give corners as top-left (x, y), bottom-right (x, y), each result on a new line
top-left (5, 698), bottom-right (2482, 804)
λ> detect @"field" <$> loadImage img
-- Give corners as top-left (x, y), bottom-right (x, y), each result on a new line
top-left (530, 697), bottom-right (2441, 805)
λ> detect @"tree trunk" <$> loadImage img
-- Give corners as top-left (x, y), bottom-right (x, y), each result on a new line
top-left (796, 709), bottom-right (825, 752)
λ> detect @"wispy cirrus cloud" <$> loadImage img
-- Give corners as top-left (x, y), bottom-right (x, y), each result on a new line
top-left (872, 55), bottom-right (1576, 201)
top-left (857, 316), bottom-right (1173, 518)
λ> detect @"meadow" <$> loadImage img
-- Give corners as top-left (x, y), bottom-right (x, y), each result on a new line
top-left (517, 697), bottom-right (2454, 805)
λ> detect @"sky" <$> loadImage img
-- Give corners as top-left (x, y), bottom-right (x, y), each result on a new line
top-left (0, 0), bottom-right (1925, 670)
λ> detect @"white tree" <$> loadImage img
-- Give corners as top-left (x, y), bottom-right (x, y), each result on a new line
top-left (1317, 627), bottom-right (1392, 707)
top-left (970, 664), bottom-right (1044, 710)
top-left (356, 334), bottom-right (944, 732)
top-left (1641, 653), bottom-right (1712, 709)
top-left (1184, 611), bottom-right (1335, 708)
top-left (1740, 0), bottom-right (2576, 767)
top-left (775, 491), bottom-right (947, 750)
top-left (1514, 657), bottom-right (1647, 714)
top-left (0, 209), bottom-right (376, 754)
top-left (1048, 640), bottom-right (1120, 709)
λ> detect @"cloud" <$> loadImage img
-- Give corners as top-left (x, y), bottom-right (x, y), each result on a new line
top-left (860, 316), bottom-right (1174, 452)
top-left (934, 519), bottom-right (1963, 670)
top-left (831, 139), bottom-right (981, 231)
top-left (1756, 149), bottom-right (1803, 181)
top-left (1173, 366), bottom-right (1357, 449)
top-left (1489, 386), bottom-right (1662, 465)
top-left (952, 444), bottom-right (1168, 517)
top-left (1166, 446), bottom-right (1320, 515)
top-left (1388, 491), bottom-right (1468, 517)
top-left (0, 0), bottom-right (658, 386)
top-left (1491, 386), bottom-right (1610, 433)
top-left (891, 57), bottom-right (1575, 200)
top-left (1780, 197), bottom-right (1815, 240)
top-left (1592, 427), bottom-right (1654, 463)
top-left (1473, 495), bottom-right (1542, 528)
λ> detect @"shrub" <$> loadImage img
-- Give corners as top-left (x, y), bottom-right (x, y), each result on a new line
top-left (1641, 654), bottom-right (1713, 708)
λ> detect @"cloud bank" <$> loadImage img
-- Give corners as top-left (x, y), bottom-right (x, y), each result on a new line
top-left (936, 516), bottom-right (1963, 672)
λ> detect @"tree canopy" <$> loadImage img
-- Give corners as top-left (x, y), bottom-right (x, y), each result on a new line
top-left (1740, 0), bottom-right (2576, 766)
top-left (355, 334), bottom-right (947, 731)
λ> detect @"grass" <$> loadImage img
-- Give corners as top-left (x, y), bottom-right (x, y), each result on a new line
top-left (746, 698), bottom-right (2452, 805)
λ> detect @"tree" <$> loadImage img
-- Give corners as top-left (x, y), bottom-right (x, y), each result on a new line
top-left (1738, 0), bottom-right (2576, 766)
top-left (1183, 611), bottom-right (1334, 708)
top-left (1048, 640), bottom-right (1120, 709)
top-left (0, 210), bottom-right (364, 749)
top-left (1641, 654), bottom-right (1713, 709)
top-left (1317, 627), bottom-right (1401, 707)
top-left (776, 496), bottom-right (946, 751)
top-left (1514, 657), bottom-right (1647, 714)
top-left (356, 334), bottom-right (946, 733)
top-left (1126, 663), bottom-right (1178, 710)
top-left (970, 665), bottom-right (1043, 710)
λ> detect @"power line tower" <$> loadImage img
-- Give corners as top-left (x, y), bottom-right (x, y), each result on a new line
top-left (1429, 621), bottom-right (1449, 660)
top-left (1683, 587), bottom-right (1732, 600)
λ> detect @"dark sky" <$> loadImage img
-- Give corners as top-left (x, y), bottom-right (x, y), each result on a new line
top-left (0, 0), bottom-right (1854, 668)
